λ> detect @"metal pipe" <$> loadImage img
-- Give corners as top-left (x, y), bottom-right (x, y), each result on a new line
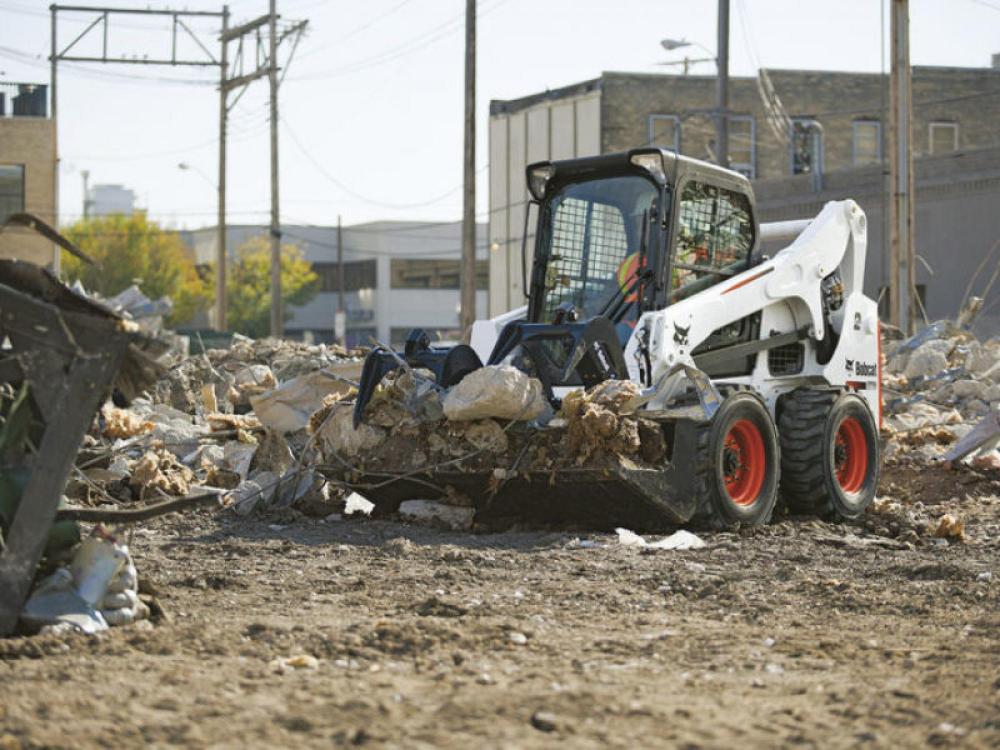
top-left (759, 219), bottom-right (811, 243)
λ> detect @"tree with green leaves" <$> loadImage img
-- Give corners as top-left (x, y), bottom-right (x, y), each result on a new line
top-left (61, 213), bottom-right (211, 327)
top-left (61, 217), bottom-right (319, 337)
top-left (223, 236), bottom-right (319, 339)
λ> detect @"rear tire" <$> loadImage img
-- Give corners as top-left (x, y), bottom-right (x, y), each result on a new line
top-left (693, 392), bottom-right (780, 529)
top-left (778, 389), bottom-right (879, 519)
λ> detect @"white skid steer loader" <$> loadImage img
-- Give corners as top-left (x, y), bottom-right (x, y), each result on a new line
top-left (349, 148), bottom-right (882, 529)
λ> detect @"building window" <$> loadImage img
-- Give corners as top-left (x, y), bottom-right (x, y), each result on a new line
top-left (728, 116), bottom-right (755, 179)
top-left (852, 119), bottom-right (881, 165)
top-left (648, 114), bottom-right (680, 151)
top-left (390, 259), bottom-right (488, 290)
top-left (0, 164), bottom-right (25, 224)
top-left (929, 121), bottom-right (958, 154)
top-left (790, 119), bottom-right (823, 175)
top-left (311, 260), bottom-right (377, 293)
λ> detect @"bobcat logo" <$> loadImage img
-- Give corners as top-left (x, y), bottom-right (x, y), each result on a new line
top-left (673, 322), bottom-right (690, 346)
top-left (845, 358), bottom-right (854, 373)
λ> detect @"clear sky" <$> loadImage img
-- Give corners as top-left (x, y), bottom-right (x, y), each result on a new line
top-left (1, 0), bottom-right (998, 230)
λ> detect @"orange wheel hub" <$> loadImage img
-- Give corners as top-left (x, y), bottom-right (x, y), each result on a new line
top-left (835, 416), bottom-right (868, 493)
top-left (722, 419), bottom-right (766, 506)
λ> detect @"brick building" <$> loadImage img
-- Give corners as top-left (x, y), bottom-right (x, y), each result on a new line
top-left (0, 81), bottom-right (57, 267)
top-left (487, 64), bottom-right (1000, 323)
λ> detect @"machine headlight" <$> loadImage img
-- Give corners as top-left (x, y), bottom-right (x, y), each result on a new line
top-left (526, 163), bottom-right (555, 201)
top-left (629, 150), bottom-right (666, 183)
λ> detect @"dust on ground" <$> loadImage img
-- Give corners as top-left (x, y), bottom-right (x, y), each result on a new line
top-left (2, 462), bottom-right (998, 749)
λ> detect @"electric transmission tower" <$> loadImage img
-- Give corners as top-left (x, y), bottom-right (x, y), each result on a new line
top-left (50, 4), bottom-right (307, 333)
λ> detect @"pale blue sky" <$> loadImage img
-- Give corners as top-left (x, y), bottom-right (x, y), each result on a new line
top-left (1, 0), bottom-right (998, 229)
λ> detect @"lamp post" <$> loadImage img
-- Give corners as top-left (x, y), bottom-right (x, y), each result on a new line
top-left (177, 162), bottom-right (216, 190)
top-left (659, 3), bottom-right (730, 168)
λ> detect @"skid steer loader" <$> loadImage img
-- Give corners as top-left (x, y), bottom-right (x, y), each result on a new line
top-left (348, 148), bottom-right (882, 529)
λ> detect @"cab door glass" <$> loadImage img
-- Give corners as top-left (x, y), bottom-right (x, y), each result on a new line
top-left (671, 181), bottom-right (753, 299)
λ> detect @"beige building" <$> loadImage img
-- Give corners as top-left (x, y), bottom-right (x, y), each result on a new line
top-left (488, 64), bottom-right (1000, 316)
top-left (0, 82), bottom-right (57, 267)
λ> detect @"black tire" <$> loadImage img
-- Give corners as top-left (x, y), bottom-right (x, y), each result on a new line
top-left (693, 392), bottom-right (780, 529)
top-left (778, 389), bottom-right (880, 519)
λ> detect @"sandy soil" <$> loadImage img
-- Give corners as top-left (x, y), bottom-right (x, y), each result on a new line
top-left (1, 462), bottom-right (999, 749)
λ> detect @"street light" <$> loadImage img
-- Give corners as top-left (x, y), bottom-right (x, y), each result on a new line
top-left (177, 162), bottom-right (216, 190)
top-left (660, 38), bottom-right (689, 51)
top-left (657, 27), bottom-right (729, 170)
top-left (657, 38), bottom-right (716, 74)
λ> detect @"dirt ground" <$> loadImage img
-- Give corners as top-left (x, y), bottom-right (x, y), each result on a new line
top-left (1, 462), bottom-right (999, 749)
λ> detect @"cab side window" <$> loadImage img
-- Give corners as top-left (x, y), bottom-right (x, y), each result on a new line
top-left (671, 181), bottom-right (754, 297)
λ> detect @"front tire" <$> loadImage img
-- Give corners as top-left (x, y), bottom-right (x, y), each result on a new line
top-left (694, 392), bottom-right (780, 528)
top-left (779, 389), bottom-right (880, 520)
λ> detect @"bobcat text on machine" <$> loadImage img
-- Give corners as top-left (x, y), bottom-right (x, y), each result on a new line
top-left (352, 148), bottom-right (882, 529)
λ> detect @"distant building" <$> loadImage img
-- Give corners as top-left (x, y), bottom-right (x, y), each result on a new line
top-left (182, 220), bottom-right (488, 346)
top-left (88, 184), bottom-right (137, 217)
top-left (0, 81), bottom-right (56, 267)
top-left (488, 64), bottom-right (1000, 335)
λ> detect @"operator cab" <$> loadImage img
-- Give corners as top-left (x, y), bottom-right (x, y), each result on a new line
top-left (525, 149), bottom-right (758, 336)
top-left (525, 148), bottom-right (760, 375)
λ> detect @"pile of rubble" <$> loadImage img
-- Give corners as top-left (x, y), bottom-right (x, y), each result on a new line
top-left (314, 367), bottom-right (668, 481)
top-left (881, 320), bottom-right (1000, 466)
top-left (66, 336), bottom-right (366, 526)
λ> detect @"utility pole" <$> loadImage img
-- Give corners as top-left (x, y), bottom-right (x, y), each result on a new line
top-left (50, 4), bottom-right (306, 332)
top-left (716, 0), bottom-right (730, 169)
top-left (459, 0), bottom-right (476, 333)
top-left (50, 4), bottom-right (59, 271)
top-left (81, 170), bottom-right (90, 219)
top-left (336, 214), bottom-right (345, 346)
top-left (268, 0), bottom-right (282, 338)
top-left (888, 0), bottom-right (915, 334)
top-left (217, 5), bottom-right (229, 331)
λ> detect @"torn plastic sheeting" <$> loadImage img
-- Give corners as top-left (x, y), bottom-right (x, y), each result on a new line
top-left (20, 569), bottom-right (108, 634)
top-left (615, 528), bottom-right (706, 550)
top-left (442, 365), bottom-right (548, 422)
top-left (232, 471), bottom-right (278, 516)
top-left (345, 492), bottom-right (374, 515)
top-left (251, 368), bottom-right (358, 433)
top-left (21, 534), bottom-right (130, 634)
top-left (106, 284), bottom-right (173, 320)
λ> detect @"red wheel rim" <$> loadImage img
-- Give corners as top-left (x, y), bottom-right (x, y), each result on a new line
top-left (722, 419), bottom-right (766, 506)
top-left (835, 416), bottom-right (868, 493)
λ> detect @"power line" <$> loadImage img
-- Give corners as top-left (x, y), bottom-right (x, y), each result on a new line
top-left (0, 45), bottom-right (218, 86)
top-left (282, 116), bottom-right (488, 209)
top-left (289, 0), bottom-right (512, 80)
top-left (339, 0), bottom-right (417, 41)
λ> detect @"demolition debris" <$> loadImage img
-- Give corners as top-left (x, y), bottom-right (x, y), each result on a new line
top-left (1, 252), bottom-right (998, 637)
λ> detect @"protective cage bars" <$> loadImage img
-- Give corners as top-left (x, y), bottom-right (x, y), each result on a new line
top-left (543, 198), bottom-right (630, 320)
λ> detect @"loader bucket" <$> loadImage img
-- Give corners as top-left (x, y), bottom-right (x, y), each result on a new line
top-left (337, 419), bottom-right (704, 531)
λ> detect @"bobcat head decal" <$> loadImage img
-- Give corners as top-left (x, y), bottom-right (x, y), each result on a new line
top-left (673, 322), bottom-right (690, 347)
